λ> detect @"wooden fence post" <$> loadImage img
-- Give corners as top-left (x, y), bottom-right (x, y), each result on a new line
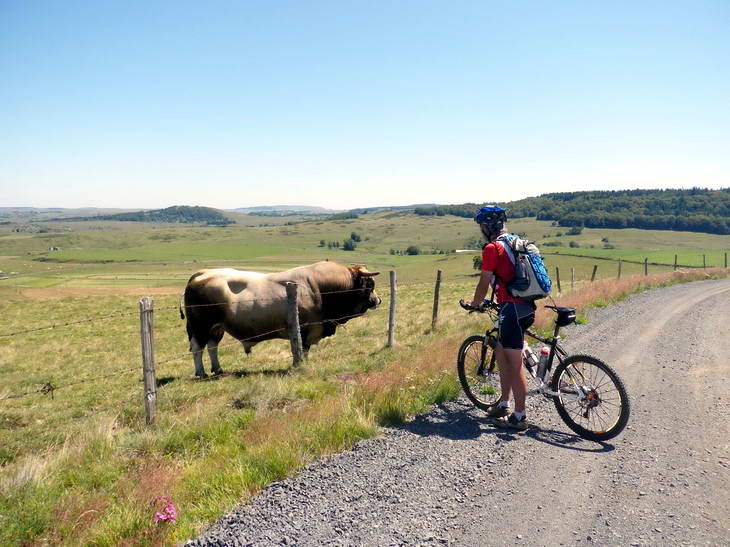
top-left (571, 267), bottom-right (575, 291)
top-left (590, 264), bottom-right (598, 282)
top-left (555, 266), bottom-right (562, 293)
top-left (703, 254), bottom-right (706, 269)
top-left (431, 269), bottom-right (442, 331)
top-left (725, 252), bottom-right (728, 268)
top-left (387, 271), bottom-right (396, 347)
top-left (286, 282), bottom-right (304, 366)
top-left (618, 258), bottom-right (622, 279)
top-left (674, 254), bottom-right (678, 271)
top-left (644, 257), bottom-right (648, 276)
top-left (139, 296), bottom-right (157, 425)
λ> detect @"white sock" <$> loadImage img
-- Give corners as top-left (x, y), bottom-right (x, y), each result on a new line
top-left (497, 401), bottom-right (509, 409)
top-left (512, 411), bottom-right (525, 420)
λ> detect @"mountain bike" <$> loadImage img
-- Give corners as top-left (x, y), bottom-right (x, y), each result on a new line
top-left (457, 299), bottom-right (630, 441)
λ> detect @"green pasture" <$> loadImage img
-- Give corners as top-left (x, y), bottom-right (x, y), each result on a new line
top-left (0, 211), bottom-right (728, 544)
top-left (0, 273), bottom-right (481, 544)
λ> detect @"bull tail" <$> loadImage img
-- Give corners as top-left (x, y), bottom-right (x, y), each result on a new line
top-left (179, 292), bottom-right (186, 320)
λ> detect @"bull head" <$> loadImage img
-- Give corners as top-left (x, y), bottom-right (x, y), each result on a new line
top-left (348, 265), bottom-right (381, 309)
top-left (349, 265), bottom-right (380, 277)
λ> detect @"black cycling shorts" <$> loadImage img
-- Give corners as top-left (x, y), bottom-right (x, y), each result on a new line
top-left (498, 301), bottom-right (535, 350)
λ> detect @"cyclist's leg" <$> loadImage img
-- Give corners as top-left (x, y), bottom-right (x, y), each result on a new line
top-left (496, 343), bottom-right (526, 412)
top-left (493, 342), bottom-right (513, 405)
top-left (497, 303), bottom-right (529, 413)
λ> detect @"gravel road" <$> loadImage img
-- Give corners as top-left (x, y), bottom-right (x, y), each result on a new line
top-left (187, 278), bottom-right (730, 547)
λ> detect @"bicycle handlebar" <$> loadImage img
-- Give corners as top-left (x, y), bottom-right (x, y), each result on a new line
top-left (459, 299), bottom-right (499, 313)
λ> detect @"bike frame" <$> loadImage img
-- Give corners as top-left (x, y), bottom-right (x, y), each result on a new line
top-left (480, 314), bottom-right (587, 403)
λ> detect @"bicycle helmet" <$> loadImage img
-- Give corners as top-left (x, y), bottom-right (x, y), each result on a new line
top-left (474, 205), bottom-right (506, 233)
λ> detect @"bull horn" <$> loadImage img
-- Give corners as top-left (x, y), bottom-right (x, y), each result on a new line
top-left (361, 271), bottom-right (380, 277)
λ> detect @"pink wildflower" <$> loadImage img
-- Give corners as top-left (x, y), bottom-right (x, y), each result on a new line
top-left (152, 496), bottom-right (177, 524)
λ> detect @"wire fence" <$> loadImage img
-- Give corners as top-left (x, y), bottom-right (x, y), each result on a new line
top-left (2, 258), bottom-right (726, 409)
top-left (0, 283), bottom-right (393, 404)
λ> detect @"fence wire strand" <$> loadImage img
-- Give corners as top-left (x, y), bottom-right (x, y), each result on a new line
top-left (0, 306), bottom-right (385, 401)
top-left (0, 310), bottom-right (139, 339)
top-left (0, 366), bottom-right (140, 401)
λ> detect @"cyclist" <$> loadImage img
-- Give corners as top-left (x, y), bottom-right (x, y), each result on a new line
top-left (468, 206), bottom-right (535, 431)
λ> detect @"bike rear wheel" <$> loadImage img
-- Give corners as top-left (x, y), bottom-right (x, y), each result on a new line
top-left (457, 335), bottom-right (500, 411)
top-left (551, 354), bottom-right (630, 441)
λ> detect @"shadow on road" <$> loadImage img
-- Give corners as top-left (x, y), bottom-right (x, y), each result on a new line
top-left (396, 400), bottom-right (615, 453)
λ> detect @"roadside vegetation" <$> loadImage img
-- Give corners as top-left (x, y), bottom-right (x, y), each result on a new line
top-left (0, 211), bottom-right (728, 545)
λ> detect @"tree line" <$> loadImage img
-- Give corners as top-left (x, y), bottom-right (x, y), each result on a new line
top-left (46, 206), bottom-right (235, 225)
top-left (413, 188), bottom-right (730, 235)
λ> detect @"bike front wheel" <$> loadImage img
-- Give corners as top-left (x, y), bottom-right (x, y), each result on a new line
top-left (457, 335), bottom-right (500, 411)
top-left (551, 354), bottom-right (630, 441)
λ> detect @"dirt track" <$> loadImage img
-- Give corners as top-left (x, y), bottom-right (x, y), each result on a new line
top-left (188, 278), bottom-right (730, 546)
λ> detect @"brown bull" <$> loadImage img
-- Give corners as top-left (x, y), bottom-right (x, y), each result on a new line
top-left (180, 261), bottom-right (380, 377)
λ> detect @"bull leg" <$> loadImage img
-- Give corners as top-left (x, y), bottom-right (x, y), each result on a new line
top-left (190, 337), bottom-right (207, 378)
top-left (207, 341), bottom-right (222, 375)
top-left (303, 344), bottom-right (310, 359)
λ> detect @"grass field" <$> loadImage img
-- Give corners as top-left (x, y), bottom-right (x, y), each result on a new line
top-left (0, 212), bottom-right (728, 545)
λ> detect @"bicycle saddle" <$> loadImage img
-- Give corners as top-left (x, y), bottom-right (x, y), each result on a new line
top-left (544, 305), bottom-right (577, 326)
top-left (544, 305), bottom-right (576, 313)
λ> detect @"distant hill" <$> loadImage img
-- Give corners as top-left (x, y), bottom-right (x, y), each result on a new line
top-left (46, 205), bottom-right (235, 225)
top-left (0, 207), bottom-right (138, 220)
top-left (414, 188), bottom-right (730, 235)
top-left (232, 205), bottom-right (340, 215)
top-left (350, 204), bottom-right (440, 214)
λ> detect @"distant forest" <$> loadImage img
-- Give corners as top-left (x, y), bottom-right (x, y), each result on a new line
top-left (414, 188), bottom-right (730, 235)
top-left (49, 206), bottom-right (235, 225)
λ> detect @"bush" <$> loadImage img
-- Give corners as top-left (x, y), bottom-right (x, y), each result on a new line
top-left (569, 241), bottom-right (580, 248)
top-left (330, 212), bottom-right (358, 220)
top-left (405, 246), bottom-right (420, 256)
top-left (473, 256), bottom-right (482, 270)
top-left (319, 240), bottom-right (326, 247)
top-left (567, 226), bottom-right (583, 235)
top-left (342, 239), bottom-right (356, 251)
top-left (350, 232), bottom-right (362, 242)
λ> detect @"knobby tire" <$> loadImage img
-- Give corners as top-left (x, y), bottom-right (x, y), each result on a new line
top-left (457, 335), bottom-right (500, 411)
top-left (551, 354), bottom-right (630, 441)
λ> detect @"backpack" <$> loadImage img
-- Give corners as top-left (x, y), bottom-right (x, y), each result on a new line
top-left (494, 234), bottom-right (552, 301)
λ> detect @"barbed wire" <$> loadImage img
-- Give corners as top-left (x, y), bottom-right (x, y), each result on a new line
top-left (0, 309), bottom-right (139, 338)
top-left (0, 365), bottom-right (140, 401)
top-left (159, 286), bottom-right (390, 312)
top-left (155, 308), bottom-right (382, 369)
top-left (0, 307), bottom-right (385, 401)
top-left (0, 285), bottom-right (390, 339)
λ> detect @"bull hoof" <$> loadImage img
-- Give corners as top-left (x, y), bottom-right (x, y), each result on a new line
top-left (212, 369), bottom-right (223, 376)
top-left (194, 373), bottom-right (209, 380)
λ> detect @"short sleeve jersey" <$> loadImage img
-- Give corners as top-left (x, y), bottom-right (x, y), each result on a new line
top-left (481, 241), bottom-right (522, 303)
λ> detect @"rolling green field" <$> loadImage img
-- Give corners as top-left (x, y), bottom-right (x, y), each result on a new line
top-left (0, 212), bottom-right (728, 545)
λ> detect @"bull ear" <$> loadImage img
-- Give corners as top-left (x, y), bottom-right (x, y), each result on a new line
top-left (361, 271), bottom-right (380, 277)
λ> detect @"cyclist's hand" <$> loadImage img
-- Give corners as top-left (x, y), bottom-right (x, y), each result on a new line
top-left (459, 299), bottom-right (476, 311)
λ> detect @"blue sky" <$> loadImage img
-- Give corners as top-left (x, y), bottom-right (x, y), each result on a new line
top-left (1, 1), bottom-right (728, 210)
